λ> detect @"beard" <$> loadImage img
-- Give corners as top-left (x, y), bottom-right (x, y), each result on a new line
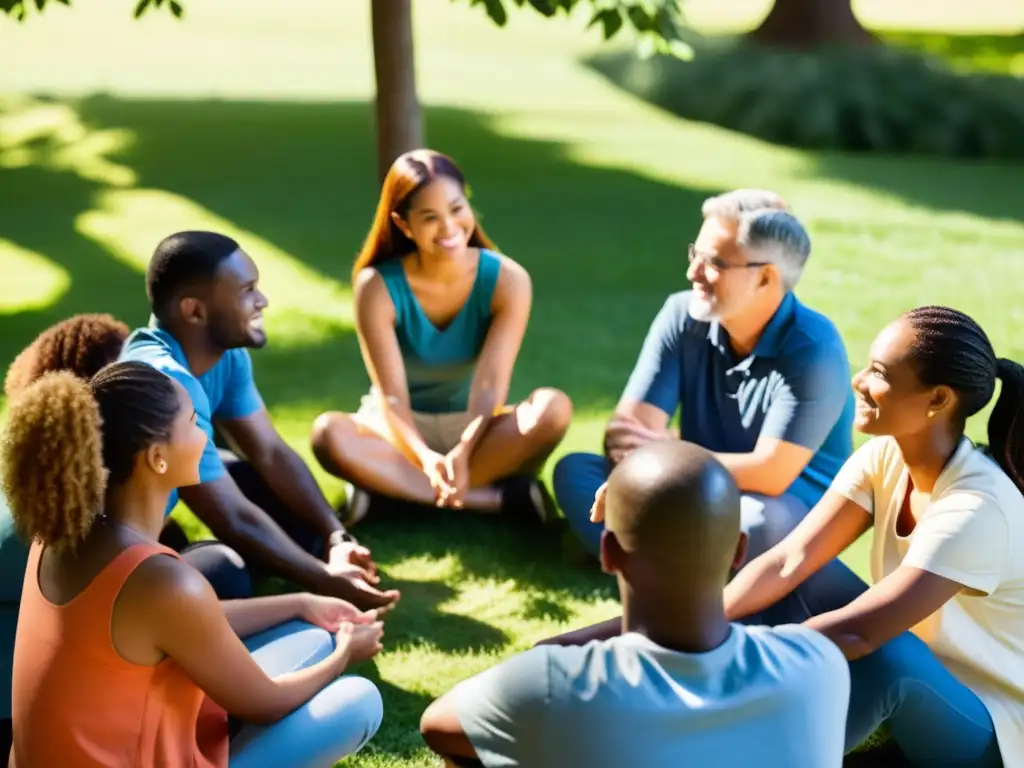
top-left (687, 291), bottom-right (720, 322)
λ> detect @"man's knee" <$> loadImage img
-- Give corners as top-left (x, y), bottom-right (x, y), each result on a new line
top-left (552, 452), bottom-right (607, 515)
top-left (740, 493), bottom-right (809, 560)
top-left (181, 541), bottom-right (252, 600)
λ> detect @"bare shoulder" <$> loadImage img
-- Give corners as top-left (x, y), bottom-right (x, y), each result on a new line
top-left (353, 266), bottom-right (396, 323)
top-left (489, 252), bottom-right (532, 307)
top-left (354, 266), bottom-right (386, 301)
top-left (119, 552), bottom-right (218, 616)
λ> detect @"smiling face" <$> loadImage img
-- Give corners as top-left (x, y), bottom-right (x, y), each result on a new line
top-left (205, 248), bottom-right (269, 350)
top-left (150, 378), bottom-right (208, 489)
top-left (852, 318), bottom-right (956, 437)
top-left (391, 176), bottom-right (476, 261)
top-left (685, 216), bottom-right (769, 323)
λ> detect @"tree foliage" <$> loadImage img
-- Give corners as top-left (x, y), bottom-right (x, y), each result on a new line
top-left (461, 0), bottom-right (691, 57)
top-left (1, 0), bottom-right (182, 22)
top-left (2, 0), bottom-right (689, 56)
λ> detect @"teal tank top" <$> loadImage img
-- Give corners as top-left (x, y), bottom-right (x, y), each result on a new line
top-left (375, 249), bottom-right (501, 413)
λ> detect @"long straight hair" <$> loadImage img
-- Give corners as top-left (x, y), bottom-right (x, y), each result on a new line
top-left (351, 149), bottom-right (497, 281)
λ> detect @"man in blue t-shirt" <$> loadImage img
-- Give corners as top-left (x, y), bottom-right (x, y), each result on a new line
top-left (420, 442), bottom-right (850, 767)
top-left (553, 189), bottom-right (854, 563)
top-left (119, 230), bottom-right (400, 611)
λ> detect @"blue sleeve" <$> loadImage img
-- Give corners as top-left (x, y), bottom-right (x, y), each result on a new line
top-left (761, 342), bottom-right (851, 450)
top-left (164, 368), bottom-right (226, 484)
top-left (620, 293), bottom-right (687, 417)
top-left (453, 646), bottom-right (552, 766)
top-left (214, 349), bottom-right (264, 421)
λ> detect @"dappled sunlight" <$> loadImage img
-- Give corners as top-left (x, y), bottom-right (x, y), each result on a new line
top-left (77, 188), bottom-right (355, 345)
top-left (0, 96), bottom-right (136, 187)
top-left (0, 239), bottom-right (70, 314)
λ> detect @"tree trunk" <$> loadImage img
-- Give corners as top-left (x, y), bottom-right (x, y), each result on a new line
top-left (749, 0), bottom-right (875, 49)
top-left (371, 0), bottom-right (423, 182)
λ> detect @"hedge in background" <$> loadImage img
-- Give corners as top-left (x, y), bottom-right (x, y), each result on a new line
top-left (585, 33), bottom-right (1024, 160)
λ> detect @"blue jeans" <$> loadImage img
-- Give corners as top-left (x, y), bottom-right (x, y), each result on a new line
top-left (233, 620), bottom-right (383, 767)
top-left (553, 452), bottom-right (809, 561)
top-left (751, 559), bottom-right (1003, 764)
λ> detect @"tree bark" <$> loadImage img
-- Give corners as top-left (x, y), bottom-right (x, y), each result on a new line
top-left (371, 0), bottom-right (423, 182)
top-left (749, 0), bottom-right (875, 49)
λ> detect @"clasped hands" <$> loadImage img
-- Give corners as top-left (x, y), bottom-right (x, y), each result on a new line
top-left (421, 443), bottom-right (472, 509)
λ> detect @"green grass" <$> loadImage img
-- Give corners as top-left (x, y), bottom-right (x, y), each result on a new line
top-left (1, 1), bottom-right (1023, 765)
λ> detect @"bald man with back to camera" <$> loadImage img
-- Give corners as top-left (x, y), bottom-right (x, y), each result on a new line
top-left (419, 441), bottom-right (851, 768)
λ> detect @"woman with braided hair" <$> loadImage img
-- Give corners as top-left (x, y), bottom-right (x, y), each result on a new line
top-left (721, 305), bottom-right (1024, 764)
top-left (2, 362), bottom-right (384, 767)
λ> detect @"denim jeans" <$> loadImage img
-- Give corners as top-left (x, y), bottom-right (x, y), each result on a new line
top-left (750, 559), bottom-right (1003, 765)
top-left (553, 452), bottom-right (809, 562)
top-left (234, 620), bottom-right (384, 767)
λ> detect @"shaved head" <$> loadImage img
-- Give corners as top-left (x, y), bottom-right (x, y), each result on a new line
top-left (604, 441), bottom-right (742, 584)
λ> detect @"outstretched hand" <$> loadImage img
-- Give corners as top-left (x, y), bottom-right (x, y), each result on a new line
top-left (324, 544), bottom-right (400, 611)
top-left (300, 593), bottom-right (387, 632)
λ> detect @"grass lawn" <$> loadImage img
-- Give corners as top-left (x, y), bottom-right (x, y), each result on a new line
top-left (1, 1), bottom-right (1023, 765)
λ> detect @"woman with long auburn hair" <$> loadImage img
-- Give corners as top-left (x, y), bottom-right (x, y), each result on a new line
top-left (311, 149), bottom-right (572, 522)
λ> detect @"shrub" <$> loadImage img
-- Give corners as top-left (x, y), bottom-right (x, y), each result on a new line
top-left (585, 33), bottom-right (1024, 159)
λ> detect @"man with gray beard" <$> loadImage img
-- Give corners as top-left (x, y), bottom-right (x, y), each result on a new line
top-left (553, 189), bottom-right (855, 566)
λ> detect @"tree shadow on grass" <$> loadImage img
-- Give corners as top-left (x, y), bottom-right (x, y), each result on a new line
top-left (381, 576), bottom-right (511, 654)
top-left (356, 504), bottom-right (615, 606)
top-left (33, 95), bottom-right (720, 415)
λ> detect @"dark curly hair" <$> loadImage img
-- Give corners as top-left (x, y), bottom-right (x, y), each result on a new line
top-left (0, 362), bottom-right (180, 553)
top-left (905, 305), bottom-right (1024, 493)
top-left (4, 313), bottom-right (129, 398)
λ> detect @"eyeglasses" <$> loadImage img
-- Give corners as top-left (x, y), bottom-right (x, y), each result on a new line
top-left (687, 244), bottom-right (771, 272)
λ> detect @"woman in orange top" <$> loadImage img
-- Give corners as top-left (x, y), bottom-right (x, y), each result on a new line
top-left (2, 361), bottom-right (385, 767)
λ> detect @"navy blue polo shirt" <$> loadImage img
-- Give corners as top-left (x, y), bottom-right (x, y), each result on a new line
top-left (622, 290), bottom-right (855, 508)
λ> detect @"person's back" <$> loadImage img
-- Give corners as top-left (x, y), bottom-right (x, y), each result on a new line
top-left (421, 441), bottom-right (850, 767)
top-left (477, 625), bottom-right (846, 767)
top-left (13, 541), bottom-right (227, 767)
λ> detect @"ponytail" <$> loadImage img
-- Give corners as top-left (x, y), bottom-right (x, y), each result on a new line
top-left (989, 358), bottom-right (1024, 494)
top-left (1, 371), bottom-right (106, 552)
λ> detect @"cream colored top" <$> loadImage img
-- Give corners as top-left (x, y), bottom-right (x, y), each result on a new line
top-left (832, 436), bottom-right (1024, 766)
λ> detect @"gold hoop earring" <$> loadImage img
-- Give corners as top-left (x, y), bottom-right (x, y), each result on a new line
top-left (927, 411), bottom-right (935, 419)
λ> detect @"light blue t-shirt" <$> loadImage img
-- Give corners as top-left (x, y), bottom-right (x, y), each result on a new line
top-left (623, 290), bottom-right (855, 510)
top-left (454, 624), bottom-right (850, 768)
top-left (117, 320), bottom-right (264, 515)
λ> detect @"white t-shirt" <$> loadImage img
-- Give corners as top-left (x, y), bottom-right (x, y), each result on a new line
top-left (832, 436), bottom-right (1024, 766)
top-left (454, 624), bottom-right (850, 768)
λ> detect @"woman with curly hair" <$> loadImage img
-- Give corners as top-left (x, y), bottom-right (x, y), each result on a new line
top-left (0, 313), bottom-right (131, 754)
top-left (2, 361), bottom-right (385, 767)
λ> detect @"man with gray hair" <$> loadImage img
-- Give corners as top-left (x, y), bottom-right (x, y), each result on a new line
top-left (553, 188), bottom-right (854, 564)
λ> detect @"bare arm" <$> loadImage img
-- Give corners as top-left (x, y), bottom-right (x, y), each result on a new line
top-left (178, 477), bottom-right (333, 593)
top-left (353, 268), bottom-right (434, 465)
top-left (216, 409), bottom-right (345, 546)
top-left (725, 490), bottom-right (872, 621)
top-left (124, 557), bottom-right (381, 724)
top-left (714, 439), bottom-right (816, 497)
top-left (220, 593), bottom-right (304, 639)
top-left (805, 567), bottom-right (964, 660)
top-left (456, 257), bottom-right (532, 454)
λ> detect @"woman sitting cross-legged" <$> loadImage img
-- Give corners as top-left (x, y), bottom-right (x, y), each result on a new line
top-left (2, 361), bottom-right (385, 768)
top-left (724, 305), bottom-right (1024, 765)
top-left (311, 149), bottom-right (573, 523)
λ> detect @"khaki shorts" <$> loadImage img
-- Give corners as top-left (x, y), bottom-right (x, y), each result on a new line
top-left (354, 389), bottom-right (473, 455)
